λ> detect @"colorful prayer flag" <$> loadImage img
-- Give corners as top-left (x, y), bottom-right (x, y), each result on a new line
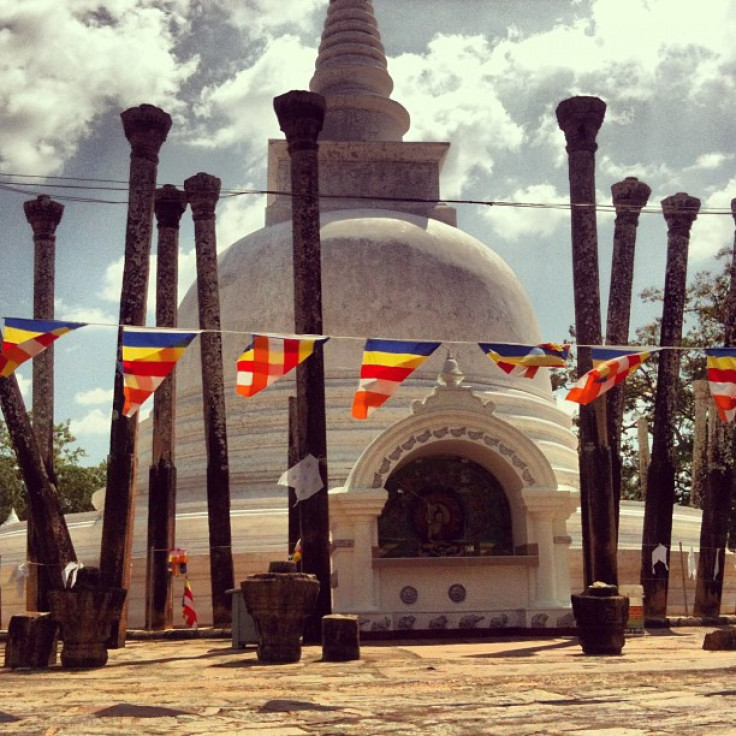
top-left (478, 342), bottom-right (570, 378)
top-left (565, 347), bottom-right (654, 405)
top-left (182, 578), bottom-right (198, 628)
top-left (706, 348), bottom-right (736, 422)
top-left (0, 317), bottom-right (86, 377)
top-left (122, 327), bottom-right (198, 417)
top-left (352, 338), bottom-right (441, 418)
top-left (236, 334), bottom-right (328, 398)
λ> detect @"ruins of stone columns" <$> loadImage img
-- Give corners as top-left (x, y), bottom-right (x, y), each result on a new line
top-left (23, 194), bottom-right (65, 611)
top-left (606, 177), bottom-right (651, 524)
top-left (273, 90), bottom-right (332, 640)
top-left (556, 95), bottom-right (617, 588)
top-left (100, 103), bottom-right (171, 646)
top-left (641, 192), bottom-right (700, 618)
top-left (184, 172), bottom-right (234, 627)
top-left (145, 184), bottom-right (188, 630)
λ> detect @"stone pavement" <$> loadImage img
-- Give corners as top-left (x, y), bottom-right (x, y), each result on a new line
top-left (3, 628), bottom-right (736, 735)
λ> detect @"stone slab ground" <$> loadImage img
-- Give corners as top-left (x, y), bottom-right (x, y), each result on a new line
top-left (2, 627), bottom-right (736, 735)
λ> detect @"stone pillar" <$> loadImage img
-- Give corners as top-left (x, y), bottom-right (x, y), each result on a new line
top-left (523, 491), bottom-right (575, 609)
top-left (690, 379), bottom-right (709, 508)
top-left (273, 90), bottom-right (331, 641)
top-left (692, 200), bottom-right (736, 616)
top-left (145, 185), bottom-right (187, 630)
top-left (556, 96), bottom-right (617, 587)
top-left (100, 103), bottom-right (171, 647)
top-left (23, 194), bottom-right (64, 612)
top-left (637, 417), bottom-right (650, 499)
top-left (641, 192), bottom-right (700, 618)
top-left (184, 172), bottom-right (234, 627)
top-left (331, 489), bottom-right (387, 612)
top-left (606, 177), bottom-right (651, 524)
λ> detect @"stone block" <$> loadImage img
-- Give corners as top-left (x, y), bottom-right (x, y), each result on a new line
top-left (322, 614), bottom-right (360, 661)
top-left (703, 629), bottom-right (736, 650)
top-left (4, 613), bottom-right (59, 669)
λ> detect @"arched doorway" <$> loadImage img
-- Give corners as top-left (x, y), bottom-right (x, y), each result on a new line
top-left (377, 454), bottom-right (513, 558)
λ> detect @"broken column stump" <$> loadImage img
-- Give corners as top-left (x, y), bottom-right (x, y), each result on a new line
top-left (322, 614), bottom-right (360, 662)
top-left (703, 629), bottom-right (736, 650)
top-left (4, 613), bottom-right (59, 669)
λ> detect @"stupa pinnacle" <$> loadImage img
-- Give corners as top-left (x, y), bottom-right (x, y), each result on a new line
top-left (309, 0), bottom-right (410, 141)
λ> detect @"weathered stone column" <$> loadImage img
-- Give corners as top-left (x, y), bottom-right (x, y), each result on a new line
top-left (145, 185), bottom-right (187, 630)
top-left (641, 192), bottom-right (699, 618)
top-left (23, 194), bottom-right (64, 611)
top-left (637, 417), bottom-right (650, 499)
top-left (693, 199), bottom-right (736, 616)
top-left (556, 96), bottom-right (617, 587)
top-left (273, 90), bottom-right (332, 641)
top-left (184, 172), bottom-right (234, 627)
top-left (690, 379), bottom-right (709, 508)
top-left (606, 177), bottom-right (651, 523)
top-left (100, 104), bottom-right (171, 647)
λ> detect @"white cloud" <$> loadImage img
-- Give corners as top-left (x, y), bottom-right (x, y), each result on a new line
top-left (217, 186), bottom-right (265, 250)
top-left (0, 0), bottom-right (198, 174)
top-left (55, 299), bottom-right (117, 328)
top-left (391, 35), bottom-right (524, 197)
top-left (192, 35), bottom-right (316, 149)
top-left (74, 387), bottom-right (113, 406)
top-left (69, 407), bottom-right (110, 436)
top-left (484, 183), bottom-right (570, 241)
top-left (215, 0), bottom-right (322, 37)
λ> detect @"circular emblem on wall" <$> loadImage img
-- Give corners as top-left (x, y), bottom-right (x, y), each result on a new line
top-left (400, 585), bottom-right (418, 605)
top-left (448, 584), bottom-right (466, 603)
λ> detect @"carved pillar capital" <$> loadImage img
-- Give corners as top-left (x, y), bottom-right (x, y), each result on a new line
top-left (661, 192), bottom-right (700, 234)
top-left (184, 172), bottom-right (221, 220)
top-left (611, 176), bottom-right (651, 223)
top-left (120, 104), bottom-right (172, 163)
top-left (154, 184), bottom-right (187, 228)
top-left (273, 90), bottom-right (326, 152)
top-left (23, 195), bottom-right (64, 239)
top-left (555, 96), bottom-right (606, 153)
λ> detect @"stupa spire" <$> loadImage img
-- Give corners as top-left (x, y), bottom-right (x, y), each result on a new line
top-left (309, 0), bottom-right (410, 141)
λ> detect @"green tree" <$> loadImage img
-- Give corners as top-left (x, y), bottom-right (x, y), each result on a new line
top-left (0, 418), bottom-right (106, 523)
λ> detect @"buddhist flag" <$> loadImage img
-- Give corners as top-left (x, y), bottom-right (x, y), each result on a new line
top-left (0, 317), bottom-right (86, 377)
top-left (352, 338), bottom-right (441, 418)
top-left (566, 347), bottom-right (654, 405)
top-left (706, 347), bottom-right (736, 422)
top-left (182, 578), bottom-right (198, 628)
top-left (236, 334), bottom-right (328, 399)
top-left (122, 327), bottom-right (198, 417)
top-left (479, 342), bottom-right (570, 378)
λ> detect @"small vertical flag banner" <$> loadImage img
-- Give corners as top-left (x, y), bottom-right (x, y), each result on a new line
top-left (168, 548), bottom-right (188, 576)
top-left (705, 348), bottom-right (736, 422)
top-left (0, 317), bottom-right (87, 377)
top-left (352, 338), bottom-right (442, 418)
top-left (278, 454), bottom-right (323, 504)
top-left (236, 333), bottom-right (329, 399)
top-left (121, 327), bottom-right (199, 417)
top-left (565, 347), bottom-right (655, 405)
top-left (182, 578), bottom-right (198, 628)
top-left (688, 547), bottom-right (697, 580)
top-left (478, 342), bottom-right (570, 378)
top-left (291, 538), bottom-right (303, 564)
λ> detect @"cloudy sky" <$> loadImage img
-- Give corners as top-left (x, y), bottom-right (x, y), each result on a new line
top-left (1, 0), bottom-right (735, 464)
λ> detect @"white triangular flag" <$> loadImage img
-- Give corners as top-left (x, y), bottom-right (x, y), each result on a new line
top-left (278, 453), bottom-right (323, 504)
top-left (651, 543), bottom-right (669, 573)
top-left (714, 549), bottom-right (721, 581)
top-left (62, 561), bottom-right (84, 588)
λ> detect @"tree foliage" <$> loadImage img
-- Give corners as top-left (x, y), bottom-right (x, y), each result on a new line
top-left (0, 418), bottom-right (106, 523)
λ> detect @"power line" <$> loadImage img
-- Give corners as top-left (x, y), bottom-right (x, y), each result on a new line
top-left (0, 172), bottom-right (726, 215)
